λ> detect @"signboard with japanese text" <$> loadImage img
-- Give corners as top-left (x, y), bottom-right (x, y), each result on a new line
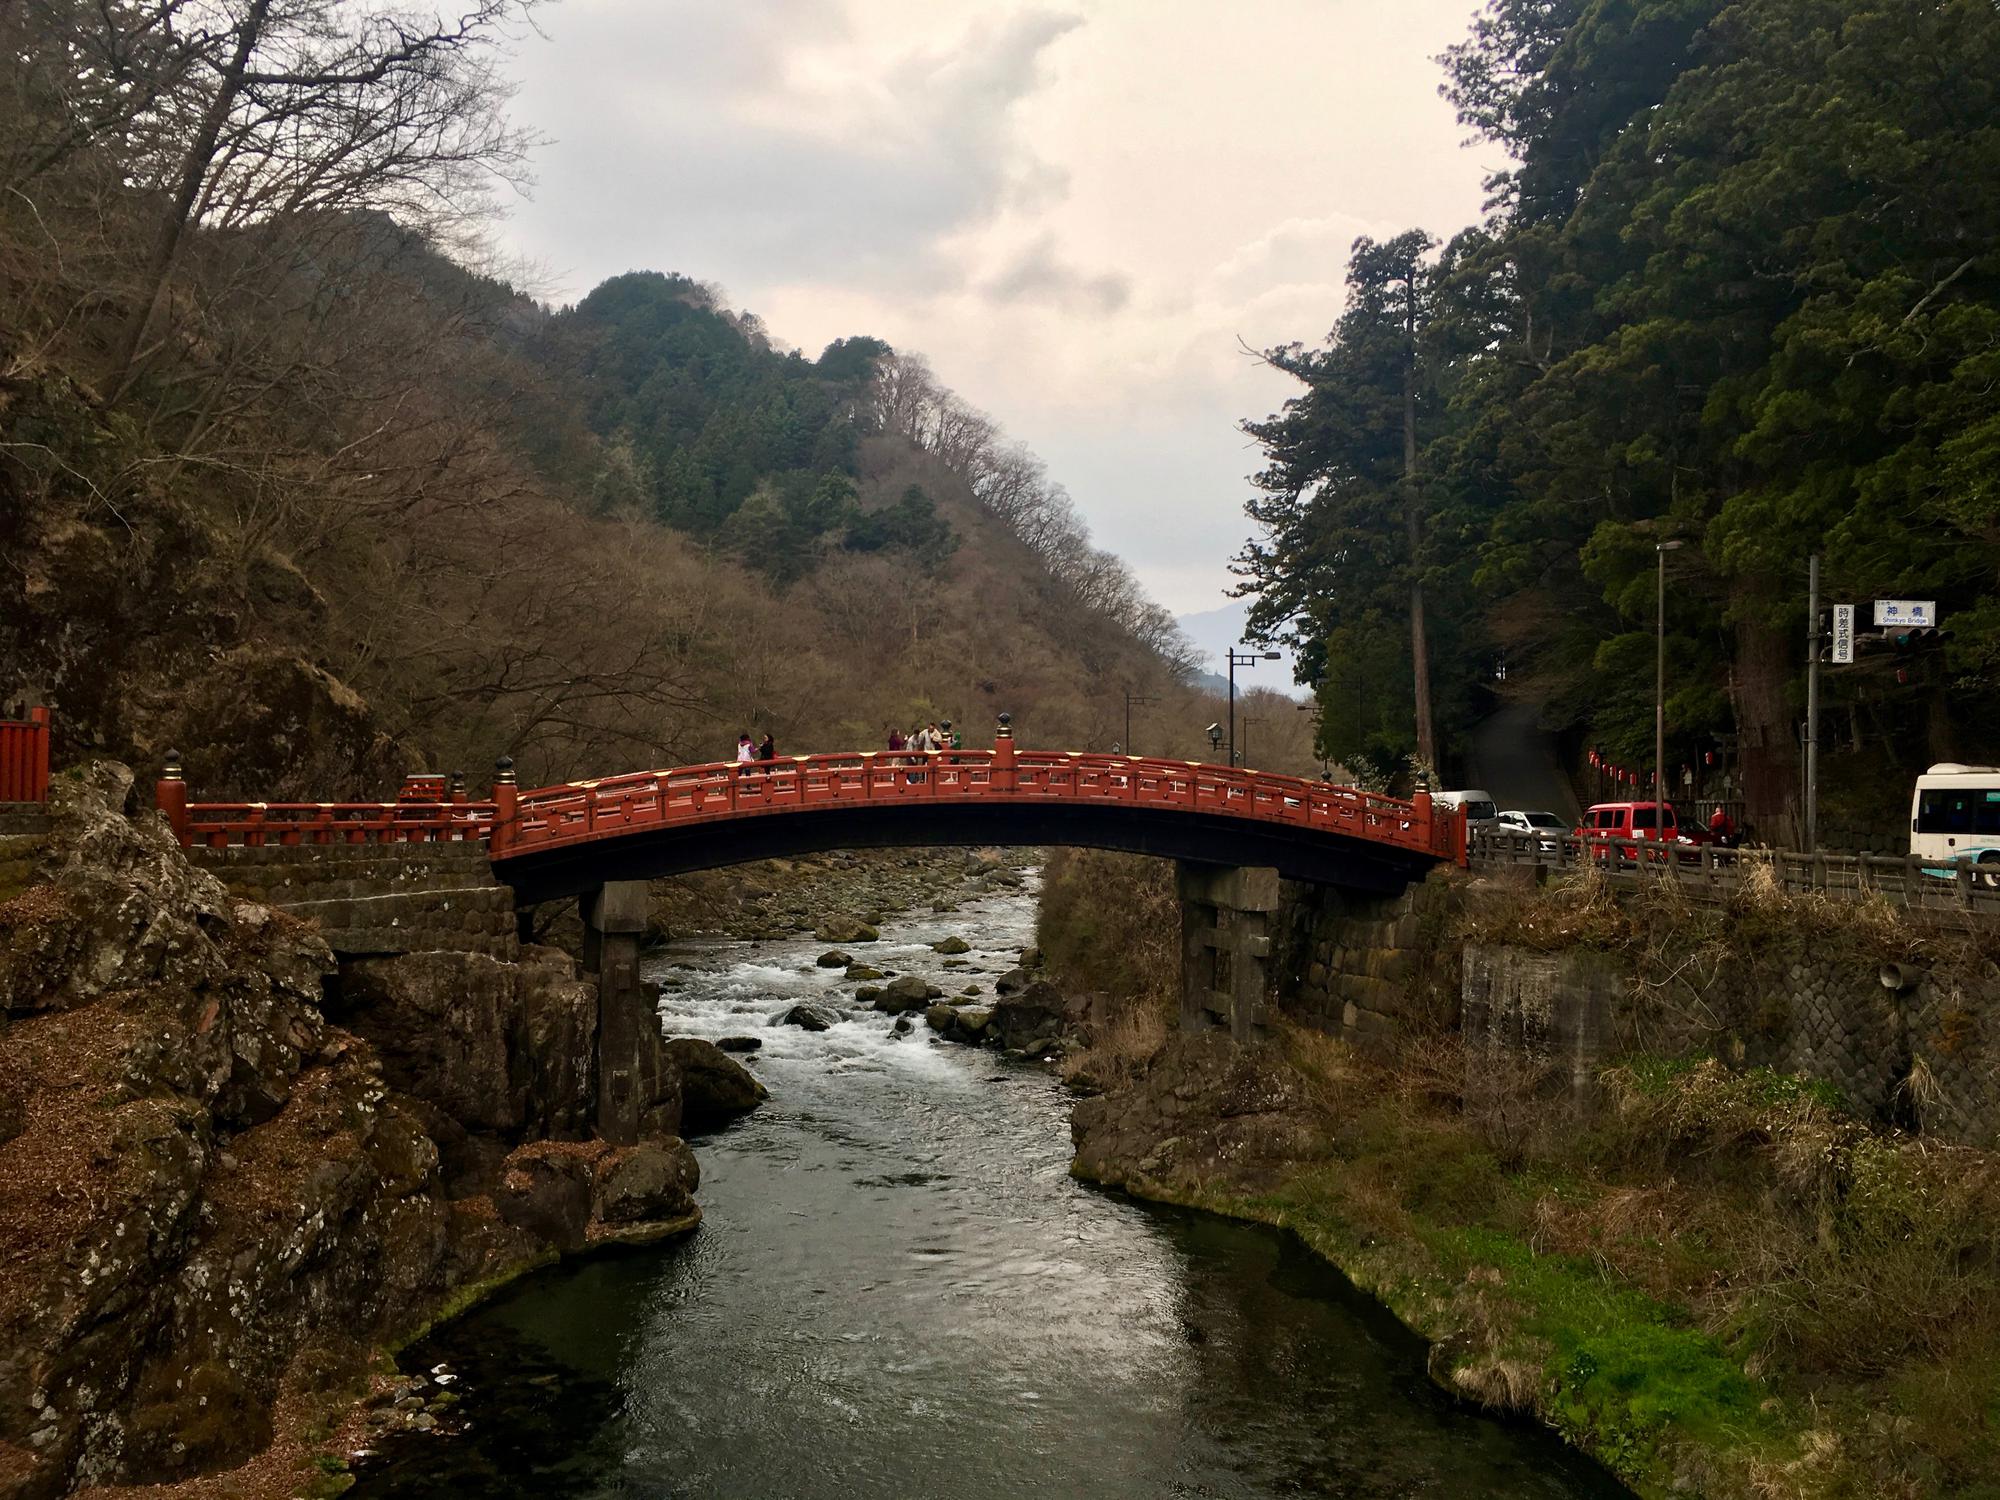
top-left (1832, 604), bottom-right (1854, 663)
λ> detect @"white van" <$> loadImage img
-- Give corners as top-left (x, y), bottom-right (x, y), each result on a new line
top-left (1438, 788), bottom-right (1499, 831)
top-left (1911, 764), bottom-right (2000, 882)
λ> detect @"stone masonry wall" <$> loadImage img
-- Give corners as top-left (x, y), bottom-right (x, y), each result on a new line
top-left (187, 842), bottom-right (518, 960)
top-left (1272, 869), bottom-right (2000, 1147)
top-left (1277, 873), bottom-right (1461, 1052)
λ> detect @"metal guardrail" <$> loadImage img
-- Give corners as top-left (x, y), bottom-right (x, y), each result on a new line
top-left (1469, 829), bottom-right (2000, 914)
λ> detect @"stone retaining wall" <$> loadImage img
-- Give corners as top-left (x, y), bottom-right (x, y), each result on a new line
top-left (1274, 869), bottom-right (2000, 1147)
top-left (187, 842), bottom-right (518, 959)
top-left (1278, 874), bottom-right (1460, 1051)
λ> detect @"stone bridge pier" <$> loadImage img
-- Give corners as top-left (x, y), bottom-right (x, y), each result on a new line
top-left (581, 880), bottom-right (670, 1146)
top-left (1176, 863), bottom-right (1282, 1041)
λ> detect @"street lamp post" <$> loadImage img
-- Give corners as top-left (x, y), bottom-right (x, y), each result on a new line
top-left (1123, 689), bottom-right (1158, 758)
top-left (1206, 723), bottom-right (1223, 762)
top-left (1227, 647), bottom-right (1281, 770)
top-left (1656, 540), bottom-right (1685, 840)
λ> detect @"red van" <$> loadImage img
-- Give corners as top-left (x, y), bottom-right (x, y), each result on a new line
top-left (1577, 801), bottom-right (1708, 863)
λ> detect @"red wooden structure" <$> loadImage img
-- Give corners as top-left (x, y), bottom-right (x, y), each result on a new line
top-left (157, 728), bottom-right (1464, 870)
top-left (0, 707), bottom-right (51, 804)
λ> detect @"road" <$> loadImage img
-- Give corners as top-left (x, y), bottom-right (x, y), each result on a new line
top-left (1465, 702), bottom-right (1581, 821)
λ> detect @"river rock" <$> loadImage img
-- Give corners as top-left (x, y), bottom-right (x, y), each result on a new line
top-left (925, 1003), bottom-right (958, 1032)
top-left (494, 1143), bottom-right (597, 1253)
top-left (892, 1016), bottom-right (914, 1034)
top-left (1019, 946), bottom-right (1044, 969)
top-left (667, 1037), bottom-right (768, 1130)
top-left (815, 917), bottom-right (880, 943)
top-left (954, 1005), bottom-right (994, 1041)
top-left (994, 967), bottom-right (1029, 996)
top-left (873, 973), bottom-right (941, 1014)
top-left (856, 984), bottom-right (884, 1004)
top-left (845, 963), bottom-right (886, 981)
top-left (816, 949), bottom-right (851, 968)
top-left (933, 935), bottom-right (971, 955)
top-left (591, 1138), bottom-right (700, 1225)
top-left (989, 981), bottom-right (1071, 1053)
top-left (961, 984), bottom-right (982, 997)
top-left (781, 1003), bottom-right (837, 1033)
top-left (716, 1036), bottom-right (763, 1053)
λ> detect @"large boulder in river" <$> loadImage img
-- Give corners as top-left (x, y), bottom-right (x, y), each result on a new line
top-left (667, 1037), bottom-right (768, 1131)
top-left (815, 916), bottom-right (879, 943)
top-left (873, 973), bottom-right (941, 1014)
top-left (815, 949), bottom-right (851, 968)
top-left (781, 1003), bottom-right (837, 1033)
top-left (591, 1138), bottom-right (700, 1228)
top-left (932, 935), bottom-right (970, 955)
top-left (990, 981), bottom-right (1071, 1052)
top-left (994, 967), bottom-right (1029, 996)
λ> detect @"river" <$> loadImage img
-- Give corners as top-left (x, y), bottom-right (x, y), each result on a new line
top-left (354, 868), bottom-right (1626, 1499)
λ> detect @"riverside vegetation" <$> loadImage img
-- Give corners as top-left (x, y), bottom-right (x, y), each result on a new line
top-left (1045, 849), bottom-right (2000, 1498)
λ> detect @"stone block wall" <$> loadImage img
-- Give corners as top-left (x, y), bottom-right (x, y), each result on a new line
top-left (1266, 866), bottom-right (2000, 1147)
top-left (187, 842), bottom-right (518, 959)
top-left (1279, 872), bottom-right (1461, 1052)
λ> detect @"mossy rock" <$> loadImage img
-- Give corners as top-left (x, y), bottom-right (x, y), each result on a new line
top-left (933, 935), bottom-right (971, 954)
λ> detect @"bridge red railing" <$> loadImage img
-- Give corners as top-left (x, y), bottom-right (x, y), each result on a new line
top-left (158, 734), bottom-right (1465, 866)
top-left (0, 707), bottom-right (51, 804)
top-left (160, 763), bottom-right (495, 847)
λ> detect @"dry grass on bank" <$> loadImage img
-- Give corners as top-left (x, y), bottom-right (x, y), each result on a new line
top-left (1059, 999), bottom-right (1170, 1089)
top-left (1246, 1027), bottom-right (2000, 1496)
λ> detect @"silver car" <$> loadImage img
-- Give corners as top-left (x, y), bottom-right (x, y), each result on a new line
top-left (1495, 808), bottom-right (1566, 854)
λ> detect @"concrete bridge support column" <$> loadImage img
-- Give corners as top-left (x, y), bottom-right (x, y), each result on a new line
top-left (1175, 863), bottom-right (1281, 1041)
top-left (582, 880), bottom-right (660, 1145)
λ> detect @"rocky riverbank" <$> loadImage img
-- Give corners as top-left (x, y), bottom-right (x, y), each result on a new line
top-left (646, 847), bottom-right (1031, 943)
top-left (1048, 850), bottom-right (2000, 1498)
top-left (0, 766), bottom-right (761, 1500)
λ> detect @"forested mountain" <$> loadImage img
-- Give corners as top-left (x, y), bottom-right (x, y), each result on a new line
top-left (0, 1), bottom-right (1235, 797)
top-left (1237, 0), bottom-right (2000, 830)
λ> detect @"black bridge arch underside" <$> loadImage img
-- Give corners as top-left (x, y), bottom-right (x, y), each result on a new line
top-left (492, 801), bottom-right (1439, 907)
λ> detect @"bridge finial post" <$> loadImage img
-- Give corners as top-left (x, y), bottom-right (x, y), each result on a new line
top-left (490, 756), bottom-right (517, 855)
top-left (448, 770), bottom-right (466, 805)
top-left (156, 751), bottom-right (189, 846)
top-left (993, 712), bottom-right (1016, 793)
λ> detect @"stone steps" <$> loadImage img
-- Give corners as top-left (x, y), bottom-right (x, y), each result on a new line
top-left (0, 828), bottom-right (47, 901)
top-left (0, 804), bottom-right (50, 838)
top-left (187, 842), bottom-right (518, 960)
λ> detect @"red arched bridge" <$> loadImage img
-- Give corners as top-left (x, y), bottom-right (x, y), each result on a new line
top-left (156, 721), bottom-right (1465, 901)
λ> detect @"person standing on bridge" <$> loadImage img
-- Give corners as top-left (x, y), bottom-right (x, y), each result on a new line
top-left (758, 731), bottom-right (776, 765)
top-left (887, 726), bottom-right (906, 753)
top-left (736, 732), bottom-right (755, 767)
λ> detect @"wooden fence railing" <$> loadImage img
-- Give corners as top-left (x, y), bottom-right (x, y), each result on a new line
top-left (0, 708), bottom-right (50, 804)
top-left (1469, 829), bottom-right (2000, 914)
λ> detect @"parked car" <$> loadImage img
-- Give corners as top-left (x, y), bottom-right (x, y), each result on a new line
top-left (1577, 800), bottom-right (1709, 863)
top-left (1437, 789), bottom-right (1500, 833)
top-left (1495, 809), bottom-right (1567, 854)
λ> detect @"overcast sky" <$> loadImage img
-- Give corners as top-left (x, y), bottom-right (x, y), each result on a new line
top-left (497, 1), bottom-right (1496, 618)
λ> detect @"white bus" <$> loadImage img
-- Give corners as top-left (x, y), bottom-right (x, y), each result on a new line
top-left (1912, 764), bottom-right (2000, 883)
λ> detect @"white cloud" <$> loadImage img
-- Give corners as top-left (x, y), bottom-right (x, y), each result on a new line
top-left (499, 0), bottom-right (1492, 612)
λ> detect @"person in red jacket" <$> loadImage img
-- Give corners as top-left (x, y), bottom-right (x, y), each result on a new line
top-left (1708, 805), bottom-right (1737, 847)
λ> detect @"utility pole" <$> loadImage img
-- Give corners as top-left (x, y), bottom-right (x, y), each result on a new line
top-left (1655, 540), bottom-right (1684, 833)
top-left (1227, 647), bottom-right (1280, 769)
top-left (1805, 552), bottom-right (1820, 855)
top-left (1123, 689), bottom-right (1157, 757)
top-left (1241, 715), bottom-right (1268, 769)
